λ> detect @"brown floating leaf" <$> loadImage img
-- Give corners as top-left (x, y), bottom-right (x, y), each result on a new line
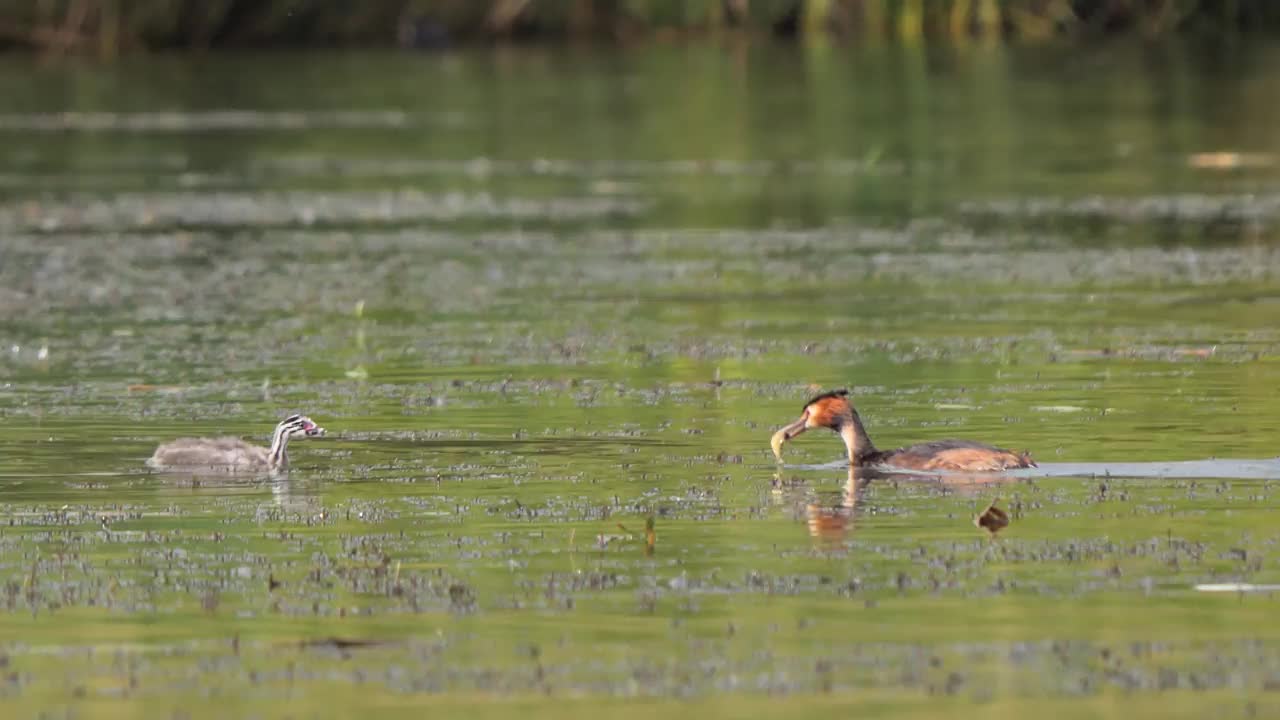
top-left (644, 516), bottom-right (656, 556)
top-left (975, 498), bottom-right (1010, 535)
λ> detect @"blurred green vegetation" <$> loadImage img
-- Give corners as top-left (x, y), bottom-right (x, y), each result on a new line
top-left (2, 0), bottom-right (1280, 56)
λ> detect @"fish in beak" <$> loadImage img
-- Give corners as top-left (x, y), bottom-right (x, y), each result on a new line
top-left (770, 416), bottom-right (809, 460)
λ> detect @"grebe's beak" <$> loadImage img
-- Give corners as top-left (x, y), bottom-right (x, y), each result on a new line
top-left (770, 416), bottom-right (809, 460)
top-left (303, 421), bottom-right (326, 437)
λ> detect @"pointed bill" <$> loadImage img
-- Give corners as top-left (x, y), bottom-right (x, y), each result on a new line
top-left (770, 417), bottom-right (808, 460)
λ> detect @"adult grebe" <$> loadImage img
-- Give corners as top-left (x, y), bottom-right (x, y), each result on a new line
top-left (771, 390), bottom-right (1034, 471)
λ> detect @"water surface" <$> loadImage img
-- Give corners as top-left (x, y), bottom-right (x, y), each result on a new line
top-left (2, 42), bottom-right (1280, 717)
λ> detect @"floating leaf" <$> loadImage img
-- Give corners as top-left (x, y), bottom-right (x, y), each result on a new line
top-left (975, 498), bottom-right (1010, 535)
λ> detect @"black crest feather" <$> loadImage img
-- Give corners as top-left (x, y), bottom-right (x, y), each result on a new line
top-left (803, 388), bottom-right (849, 410)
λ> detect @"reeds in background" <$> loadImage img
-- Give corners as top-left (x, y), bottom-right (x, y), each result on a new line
top-left (0, 0), bottom-right (1277, 56)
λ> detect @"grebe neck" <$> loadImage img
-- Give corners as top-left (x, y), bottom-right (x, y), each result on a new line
top-left (839, 408), bottom-right (878, 463)
top-left (268, 423), bottom-right (291, 469)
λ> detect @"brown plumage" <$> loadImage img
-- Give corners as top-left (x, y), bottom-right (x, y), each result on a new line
top-left (147, 414), bottom-right (325, 474)
top-left (770, 389), bottom-right (1035, 472)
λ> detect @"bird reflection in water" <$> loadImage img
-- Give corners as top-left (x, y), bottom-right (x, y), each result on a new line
top-left (803, 466), bottom-right (867, 544)
top-left (775, 467), bottom-right (1022, 544)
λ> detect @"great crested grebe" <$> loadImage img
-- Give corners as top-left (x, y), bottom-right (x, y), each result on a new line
top-left (146, 414), bottom-right (325, 473)
top-left (771, 390), bottom-right (1035, 472)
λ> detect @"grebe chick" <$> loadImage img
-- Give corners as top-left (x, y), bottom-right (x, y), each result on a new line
top-left (147, 414), bottom-right (325, 473)
top-left (771, 390), bottom-right (1035, 472)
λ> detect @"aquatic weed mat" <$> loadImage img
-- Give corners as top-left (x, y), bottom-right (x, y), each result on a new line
top-left (1, 623), bottom-right (1279, 717)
